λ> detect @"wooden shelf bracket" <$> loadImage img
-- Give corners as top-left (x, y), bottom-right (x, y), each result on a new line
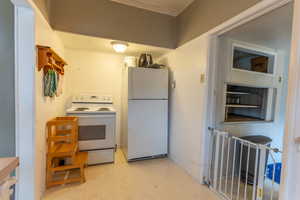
top-left (37, 45), bottom-right (67, 75)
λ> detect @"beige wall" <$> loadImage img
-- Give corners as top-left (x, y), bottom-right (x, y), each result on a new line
top-left (50, 0), bottom-right (177, 49)
top-left (176, 0), bottom-right (262, 46)
top-left (33, 1), bottom-right (70, 198)
top-left (65, 49), bottom-right (124, 146)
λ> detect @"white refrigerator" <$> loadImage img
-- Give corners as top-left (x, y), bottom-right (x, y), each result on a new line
top-left (121, 67), bottom-right (168, 161)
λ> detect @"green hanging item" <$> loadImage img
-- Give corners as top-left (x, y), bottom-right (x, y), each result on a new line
top-left (44, 70), bottom-right (51, 97)
top-left (44, 69), bottom-right (58, 97)
top-left (50, 70), bottom-right (58, 97)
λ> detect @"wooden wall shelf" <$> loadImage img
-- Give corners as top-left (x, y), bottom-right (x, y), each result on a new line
top-left (37, 45), bottom-right (67, 75)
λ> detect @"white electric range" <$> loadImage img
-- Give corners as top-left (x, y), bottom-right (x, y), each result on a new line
top-left (66, 94), bottom-right (116, 165)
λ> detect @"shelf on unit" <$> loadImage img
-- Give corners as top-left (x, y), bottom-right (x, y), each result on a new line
top-left (226, 104), bottom-right (260, 108)
top-left (226, 91), bottom-right (251, 95)
top-left (51, 152), bottom-right (88, 172)
top-left (225, 114), bottom-right (264, 122)
top-left (47, 169), bottom-right (83, 188)
top-left (48, 143), bottom-right (78, 156)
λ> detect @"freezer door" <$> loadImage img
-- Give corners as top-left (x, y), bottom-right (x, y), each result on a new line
top-left (128, 68), bottom-right (168, 100)
top-left (128, 100), bottom-right (168, 160)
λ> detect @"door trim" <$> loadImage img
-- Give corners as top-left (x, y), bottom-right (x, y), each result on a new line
top-left (11, 0), bottom-right (36, 199)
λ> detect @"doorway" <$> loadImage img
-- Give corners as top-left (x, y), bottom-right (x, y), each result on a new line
top-left (202, 1), bottom-right (294, 200)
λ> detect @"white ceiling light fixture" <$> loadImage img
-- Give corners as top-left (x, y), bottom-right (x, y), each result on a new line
top-left (111, 41), bottom-right (129, 53)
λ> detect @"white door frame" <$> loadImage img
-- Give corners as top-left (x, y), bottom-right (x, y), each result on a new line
top-left (11, 0), bottom-right (36, 199)
top-left (201, 0), bottom-right (297, 199)
top-left (279, 0), bottom-right (300, 199)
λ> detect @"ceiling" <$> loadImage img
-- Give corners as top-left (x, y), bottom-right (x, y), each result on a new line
top-left (110, 0), bottom-right (194, 16)
top-left (223, 3), bottom-right (293, 53)
top-left (57, 31), bottom-right (171, 58)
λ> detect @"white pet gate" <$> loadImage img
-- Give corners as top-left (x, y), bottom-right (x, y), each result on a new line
top-left (207, 129), bottom-right (281, 200)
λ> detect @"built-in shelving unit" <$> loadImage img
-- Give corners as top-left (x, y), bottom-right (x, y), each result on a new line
top-left (216, 40), bottom-right (279, 124)
top-left (224, 84), bottom-right (274, 122)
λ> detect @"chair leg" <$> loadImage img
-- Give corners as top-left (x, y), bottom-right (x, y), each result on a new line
top-left (80, 166), bottom-right (85, 183)
top-left (46, 169), bottom-right (53, 188)
top-left (46, 156), bottom-right (53, 188)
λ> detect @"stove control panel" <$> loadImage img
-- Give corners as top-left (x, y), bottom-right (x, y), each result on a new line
top-left (72, 94), bottom-right (113, 104)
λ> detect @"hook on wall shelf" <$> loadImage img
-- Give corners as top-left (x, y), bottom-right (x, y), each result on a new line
top-left (36, 45), bottom-right (67, 75)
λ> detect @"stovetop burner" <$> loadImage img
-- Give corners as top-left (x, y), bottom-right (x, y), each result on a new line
top-left (75, 107), bottom-right (89, 111)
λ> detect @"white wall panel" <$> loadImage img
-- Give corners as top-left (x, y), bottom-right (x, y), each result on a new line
top-left (159, 35), bottom-right (209, 181)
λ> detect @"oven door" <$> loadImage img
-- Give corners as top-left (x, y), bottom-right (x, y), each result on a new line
top-left (77, 115), bottom-right (116, 150)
